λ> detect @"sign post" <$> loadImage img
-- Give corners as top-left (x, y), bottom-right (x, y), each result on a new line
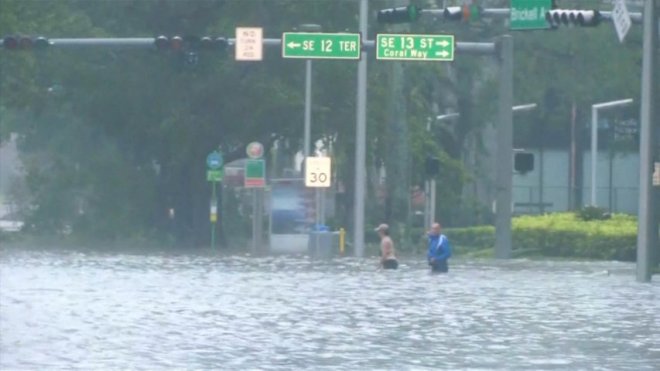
top-left (509, 0), bottom-right (552, 30)
top-left (282, 32), bottom-right (361, 59)
top-left (245, 142), bottom-right (265, 254)
top-left (376, 34), bottom-right (454, 61)
top-left (206, 150), bottom-right (224, 250)
top-left (305, 156), bottom-right (332, 252)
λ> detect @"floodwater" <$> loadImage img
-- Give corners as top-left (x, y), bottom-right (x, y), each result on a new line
top-left (1, 247), bottom-right (659, 370)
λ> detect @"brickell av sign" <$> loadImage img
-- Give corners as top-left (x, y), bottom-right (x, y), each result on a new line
top-left (281, 32), bottom-right (361, 59)
top-left (376, 34), bottom-right (454, 61)
top-left (510, 0), bottom-right (552, 30)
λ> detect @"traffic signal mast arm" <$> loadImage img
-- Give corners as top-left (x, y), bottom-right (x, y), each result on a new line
top-left (377, 5), bottom-right (642, 25)
top-left (2, 36), bottom-right (496, 56)
top-left (422, 8), bottom-right (643, 23)
top-left (0, 36), bottom-right (283, 49)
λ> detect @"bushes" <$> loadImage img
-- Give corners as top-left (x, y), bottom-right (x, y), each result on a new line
top-left (446, 212), bottom-right (638, 261)
top-left (576, 205), bottom-right (612, 221)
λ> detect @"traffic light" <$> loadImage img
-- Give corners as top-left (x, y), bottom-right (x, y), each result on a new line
top-left (154, 35), bottom-right (183, 51)
top-left (514, 152), bottom-right (534, 173)
top-left (425, 156), bottom-right (441, 177)
top-left (377, 5), bottom-right (420, 24)
top-left (2, 35), bottom-right (50, 50)
top-left (545, 9), bottom-right (602, 27)
top-left (200, 37), bottom-right (228, 51)
top-left (154, 35), bottom-right (228, 52)
top-left (443, 5), bottom-right (479, 22)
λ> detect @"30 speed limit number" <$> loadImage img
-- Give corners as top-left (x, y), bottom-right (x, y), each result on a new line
top-left (305, 157), bottom-right (331, 188)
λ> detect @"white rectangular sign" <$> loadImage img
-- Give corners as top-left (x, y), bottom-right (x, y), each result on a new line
top-left (235, 27), bottom-right (263, 61)
top-left (305, 157), bottom-right (331, 188)
top-left (612, 0), bottom-right (631, 43)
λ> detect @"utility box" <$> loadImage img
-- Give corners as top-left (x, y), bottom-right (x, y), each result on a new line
top-left (308, 231), bottom-right (340, 259)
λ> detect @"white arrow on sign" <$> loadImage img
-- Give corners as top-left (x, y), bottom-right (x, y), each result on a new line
top-left (287, 41), bottom-right (301, 49)
top-left (435, 50), bottom-right (450, 58)
top-left (436, 40), bottom-right (450, 47)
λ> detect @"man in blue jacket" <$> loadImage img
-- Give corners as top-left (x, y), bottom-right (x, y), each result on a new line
top-left (427, 222), bottom-right (452, 273)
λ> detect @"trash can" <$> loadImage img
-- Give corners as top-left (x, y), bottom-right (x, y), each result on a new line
top-left (308, 230), bottom-right (340, 259)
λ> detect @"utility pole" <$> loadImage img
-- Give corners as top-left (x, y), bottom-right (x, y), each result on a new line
top-left (636, 0), bottom-right (657, 283)
top-left (495, 35), bottom-right (514, 259)
top-left (354, 0), bottom-right (368, 257)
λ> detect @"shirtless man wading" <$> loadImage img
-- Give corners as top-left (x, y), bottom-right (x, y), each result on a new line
top-left (375, 223), bottom-right (398, 270)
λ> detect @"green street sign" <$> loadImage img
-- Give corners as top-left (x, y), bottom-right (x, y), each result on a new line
top-left (281, 32), bottom-right (361, 59)
top-left (207, 169), bottom-right (224, 182)
top-left (376, 34), bottom-right (454, 62)
top-left (244, 159), bottom-right (266, 188)
top-left (510, 0), bottom-right (552, 30)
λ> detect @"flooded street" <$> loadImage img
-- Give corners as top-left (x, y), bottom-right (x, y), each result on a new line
top-left (1, 247), bottom-right (659, 370)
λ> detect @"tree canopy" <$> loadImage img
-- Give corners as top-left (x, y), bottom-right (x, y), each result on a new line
top-left (0, 0), bottom-right (648, 246)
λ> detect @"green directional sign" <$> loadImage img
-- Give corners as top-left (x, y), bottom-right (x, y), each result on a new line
top-left (510, 0), bottom-right (552, 30)
top-left (376, 34), bottom-right (454, 62)
top-left (281, 32), bottom-right (361, 59)
top-left (207, 169), bottom-right (224, 182)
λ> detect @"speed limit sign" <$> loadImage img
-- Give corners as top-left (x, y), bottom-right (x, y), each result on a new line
top-left (305, 157), bottom-right (331, 188)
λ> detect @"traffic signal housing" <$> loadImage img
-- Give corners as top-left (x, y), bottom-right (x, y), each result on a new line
top-left (154, 35), bottom-right (228, 52)
top-left (154, 35), bottom-right (183, 51)
top-left (514, 152), bottom-right (535, 174)
top-left (425, 156), bottom-right (441, 177)
top-left (377, 5), bottom-right (420, 24)
top-left (443, 5), bottom-right (479, 22)
top-left (545, 9), bottom-right (602, 27)
top-left (2, 35), bottom-right (50, 50)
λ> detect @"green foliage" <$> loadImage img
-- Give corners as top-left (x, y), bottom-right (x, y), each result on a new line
top-left (446, 213), bottom-right (638, 261)
top-left (576, 205), bottom-right (612, 221)
top-left (0, 0), bottom-right (647, 246)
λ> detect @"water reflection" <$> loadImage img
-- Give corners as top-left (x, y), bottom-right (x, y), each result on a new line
top-left (1, 248), bottom-right (658, 370)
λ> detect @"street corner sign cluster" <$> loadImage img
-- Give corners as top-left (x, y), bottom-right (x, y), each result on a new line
top-left (376, 34), bottom-right (455, 61)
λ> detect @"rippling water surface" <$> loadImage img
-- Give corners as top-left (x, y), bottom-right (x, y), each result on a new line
top-left (1, 247), bottom-right (659, 370)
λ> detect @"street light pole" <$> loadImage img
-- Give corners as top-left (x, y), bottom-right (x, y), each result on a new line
top-left (297, 24), bottom-right (323, 249)
top-left (354, 0), bottom-right (368, 257)
top-left (590, 98), bottom-right (634, 206)
top-left (426, 112), bottom-right (459, 228)
top-left (636, 0), bottom-right (656, 283)
top-left (304, 59), bottom-right (312, 157)
top-left (495, 35), bottom-right (514, 260)
top-left (298, 24), bottom-right (322, 159)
